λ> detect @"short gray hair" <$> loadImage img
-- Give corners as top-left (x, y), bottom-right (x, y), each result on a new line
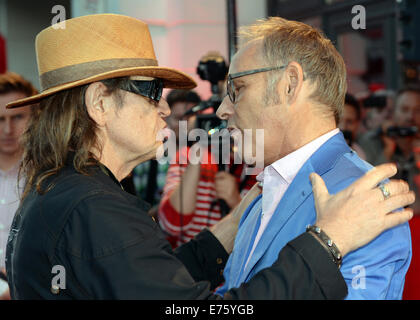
top-left (239, 17), bottom-right (347, 123)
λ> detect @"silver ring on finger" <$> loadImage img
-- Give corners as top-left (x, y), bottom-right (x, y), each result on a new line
top-left (378, 184), bottom-right (391, 200)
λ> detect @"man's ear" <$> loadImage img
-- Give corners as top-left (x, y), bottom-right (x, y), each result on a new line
top-left (280, 61), bottom-right (304, 106)
top-left (85, 82), bottom-right (109, 127)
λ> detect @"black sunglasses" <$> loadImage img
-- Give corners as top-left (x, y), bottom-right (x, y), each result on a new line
top-left (227, 65), bottom-right (286, 104)
top-left (121, 79), bottom-right (164, 102)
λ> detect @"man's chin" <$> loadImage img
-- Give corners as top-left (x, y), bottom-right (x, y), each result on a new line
top-left (0, 146), bottom-right (22, 157)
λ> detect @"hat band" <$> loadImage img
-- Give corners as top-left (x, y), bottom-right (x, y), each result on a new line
top-left (39, 58), bottom-right (158, 91)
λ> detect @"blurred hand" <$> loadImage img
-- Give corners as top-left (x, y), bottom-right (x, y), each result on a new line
top-left (230, 182), bottom-right (262, 225)
top-left (0, 268), bottom-right (10, 300)
top-left (214, 171), bottom-right (241, 208)
top-left (0, 287), bottom-right (10, 300)
top-left (311, 163), bottom-right (414, 256)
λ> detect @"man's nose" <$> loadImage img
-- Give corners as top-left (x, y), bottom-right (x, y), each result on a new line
top-left (2, 118), bottom-right (12, 135)
top-left (216, 95), bottom-right (234, 120)
top-left (158, 98), bottom-right (171, 118)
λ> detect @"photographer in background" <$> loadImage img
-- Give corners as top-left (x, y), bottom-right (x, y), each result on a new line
top-left (158, 53), bottom-right (258, 248)
top-left (359, 86), bottom-right (420, 212)
top-left (360, 87), bottom-right (420, 300)
top-left (165, 89), bottom-right (202, 143)
top-left (158, 145), bottom-right (258, 248)
top-left (338, 93), bottom-right (366, 160)
top-left (360, 90), bottom-right (395, 134)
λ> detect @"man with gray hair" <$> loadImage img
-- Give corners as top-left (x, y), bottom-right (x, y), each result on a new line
top-left (216, 17), bottom-right (412, 299)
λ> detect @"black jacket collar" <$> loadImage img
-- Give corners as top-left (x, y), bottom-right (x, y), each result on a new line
top-left (65, 152), bottom-right (124, 190)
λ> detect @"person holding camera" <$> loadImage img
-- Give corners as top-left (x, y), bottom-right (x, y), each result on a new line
top-left (360, 90), bottom-right (395, 134)
top-left (158, 54), bottom-right (259, 248)
top-left (158, 127), bottom-right (258, 248)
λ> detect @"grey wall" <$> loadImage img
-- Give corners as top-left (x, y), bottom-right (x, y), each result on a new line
top-left (1, 0), bottom-right (70, 90)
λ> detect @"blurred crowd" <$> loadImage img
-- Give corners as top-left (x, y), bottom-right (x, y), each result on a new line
top-left (1, 58), bottom-right (420, 299)
top-left (339, 87), bottom-right (420, 213)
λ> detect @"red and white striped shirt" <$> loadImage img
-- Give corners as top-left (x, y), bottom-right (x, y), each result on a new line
top-left (158, 146), bottom-right (257, 248)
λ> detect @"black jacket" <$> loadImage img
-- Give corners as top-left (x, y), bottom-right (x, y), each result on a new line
top-left (6, 159), bottom-right (347, 299)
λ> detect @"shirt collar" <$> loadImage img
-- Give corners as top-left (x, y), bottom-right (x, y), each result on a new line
top-left (98, 162), bottom-right (125, 191)
top-left (258, 129), bottom-right (340, 185)
top-left (0, 158), bottom-right (22, 177)
top-left (64, 152), bottom-right (124, 190)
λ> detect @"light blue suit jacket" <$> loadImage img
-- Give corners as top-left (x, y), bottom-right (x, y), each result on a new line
top-left (216, 132), bottom-right (412, 299)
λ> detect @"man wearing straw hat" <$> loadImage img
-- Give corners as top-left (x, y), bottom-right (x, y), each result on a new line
top-left (4, 14), bottom-right (415, 299)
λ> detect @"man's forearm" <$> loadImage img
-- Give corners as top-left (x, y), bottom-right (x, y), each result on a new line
top-left (224, 232), bottom-right (348, 300)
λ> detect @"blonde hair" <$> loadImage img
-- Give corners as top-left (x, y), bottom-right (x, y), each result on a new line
top-left (239, 17), bottom-right (347, 123)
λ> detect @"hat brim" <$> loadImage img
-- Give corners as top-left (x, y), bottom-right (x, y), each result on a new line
top-left (6, 66), bottom-right (197, 109)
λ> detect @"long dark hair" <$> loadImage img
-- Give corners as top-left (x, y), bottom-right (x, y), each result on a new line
top-left (20, 77), bottom-right (132, 199)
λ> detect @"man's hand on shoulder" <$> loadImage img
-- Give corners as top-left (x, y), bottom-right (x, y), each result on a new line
top-left (311, 163), bottom-right (415, 256)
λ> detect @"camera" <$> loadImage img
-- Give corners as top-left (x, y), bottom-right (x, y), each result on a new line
top-left (385, 126), bottom-right (418, 137)
top-left (196, 54), bottom-right (228, 91)
top-left (193, 53), bottom-right (229, 133)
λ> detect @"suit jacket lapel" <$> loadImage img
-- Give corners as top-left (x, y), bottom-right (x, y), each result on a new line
top-left (243, 163), bottom-right (315, 277)
top-left (243, 132), bottom-right (351, 279)
top-left (229, 194), bottom-right (263, 287)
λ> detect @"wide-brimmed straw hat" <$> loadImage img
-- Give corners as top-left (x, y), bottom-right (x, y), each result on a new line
top-left (7, 14), bottom-right (197, 109)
